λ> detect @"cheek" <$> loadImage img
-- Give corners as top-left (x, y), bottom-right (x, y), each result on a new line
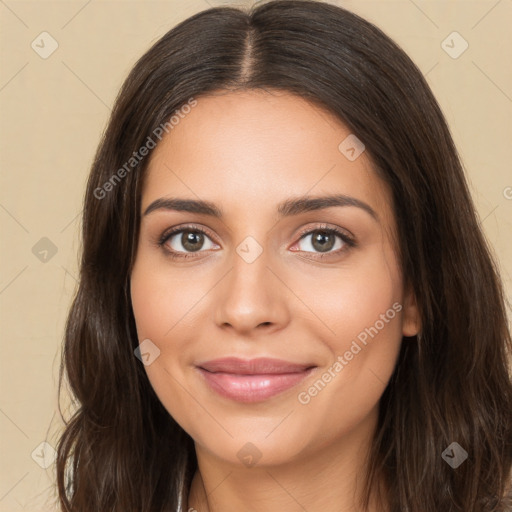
top-left (296, 310), bottom-right (402, 452)
top-left (130, 258), bottom-right (217, 433)
top-left (292, 245), bottom-right (403, 414)
top-left (296, 240), bottom-right (402, 354)
top-left (329, 268), bottom-right (401, 354)
top-left (130, 259), bottom-right (209, 341)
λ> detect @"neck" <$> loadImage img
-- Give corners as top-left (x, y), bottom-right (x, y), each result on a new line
top-left (186, 408), bottom-right (389, 512)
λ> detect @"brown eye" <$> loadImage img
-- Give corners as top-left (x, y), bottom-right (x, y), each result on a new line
top-left (160, 226), bottom-right (218, 257)
top-left (180, 231), bottom-right (205, 252)
top-left (310, 230), bottom-right (336, 252)
top-left (296, 228), bottom-right (350, 255)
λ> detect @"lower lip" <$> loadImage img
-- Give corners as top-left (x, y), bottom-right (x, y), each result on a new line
top-left (197, 367), bottom-right (315, 403)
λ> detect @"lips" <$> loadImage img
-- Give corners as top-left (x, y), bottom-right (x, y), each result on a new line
top-left (196, 357), bottom-right (316, 403)
top-left (198, 357), bottom-right (314, 374)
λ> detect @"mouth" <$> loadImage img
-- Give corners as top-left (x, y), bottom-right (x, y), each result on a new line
top-left (196, 357), bottom-right (317, 403)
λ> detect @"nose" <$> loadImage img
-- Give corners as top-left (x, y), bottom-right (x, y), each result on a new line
top-left (212, 244), bottom-right (290, 336)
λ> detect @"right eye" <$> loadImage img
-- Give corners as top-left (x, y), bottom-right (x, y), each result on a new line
top-left (159, 225), bottom-right (219, 259)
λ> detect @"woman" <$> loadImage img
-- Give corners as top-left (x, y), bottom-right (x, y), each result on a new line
top-left (55, 1), bottom-right (512, 510)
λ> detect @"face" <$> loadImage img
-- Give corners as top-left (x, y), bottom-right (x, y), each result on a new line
top-left (130, 89), bottom-right (420, 468)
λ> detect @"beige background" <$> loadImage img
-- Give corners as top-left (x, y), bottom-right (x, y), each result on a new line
top-left (0, 0), bottom-right (511, 510)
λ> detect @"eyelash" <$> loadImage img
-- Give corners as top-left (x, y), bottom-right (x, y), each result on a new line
top-left (157, 223), bottom-right (356, 260)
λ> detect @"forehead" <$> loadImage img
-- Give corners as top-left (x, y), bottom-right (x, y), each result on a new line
top-left (142, 89), bottom-right (394, 227)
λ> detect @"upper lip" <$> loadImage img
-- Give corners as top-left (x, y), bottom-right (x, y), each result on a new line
top-left (197, 357), bottom-right (315, 375)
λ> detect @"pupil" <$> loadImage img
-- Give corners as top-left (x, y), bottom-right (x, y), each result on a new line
top-left (312, 231), bottom-right (334, 252)
top-left (182, 231), bottom-right (204, 252)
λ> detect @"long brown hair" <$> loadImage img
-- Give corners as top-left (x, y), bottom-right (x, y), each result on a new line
top-left (55, 1), bottom-right (512, 510)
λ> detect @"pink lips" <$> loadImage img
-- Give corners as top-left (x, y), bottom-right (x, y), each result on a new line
top-left (196, 357), bottom-right (315, 403)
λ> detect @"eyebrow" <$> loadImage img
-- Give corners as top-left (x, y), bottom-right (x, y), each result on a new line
top-left (143, 194), bottom-right (379, 222)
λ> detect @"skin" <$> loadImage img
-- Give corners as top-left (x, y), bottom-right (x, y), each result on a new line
top-left (130, 89), bottom-right (421, 512)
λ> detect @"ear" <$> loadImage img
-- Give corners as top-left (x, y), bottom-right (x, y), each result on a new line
top-left (402, 283), bottom-right (421, 337)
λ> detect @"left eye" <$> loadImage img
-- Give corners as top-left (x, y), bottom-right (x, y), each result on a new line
top-left (295, 229), bottom-right (349, 254)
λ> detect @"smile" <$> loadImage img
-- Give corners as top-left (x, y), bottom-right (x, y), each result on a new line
top-left (196, 357), bottom-right (316, 403)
